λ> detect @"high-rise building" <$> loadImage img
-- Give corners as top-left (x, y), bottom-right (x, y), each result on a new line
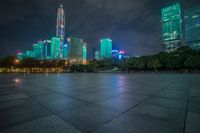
top-left (161, 3), bottom-right (182, 52)
top-left (56, 4), bottom-right (65, 58)
top-left (43, 40), bottom-right (52, 60)
top-left (184, 5), bottom-right (200, 50)
top-left (92, 47), bottom-right (97, 60)
top-left (17, 52), bottom-right (23, 61)
top-left (51, 37), bottom-right (61, 59)
top-left (67, 37), bottom-right (87, 64)
top-left (100, 38), bottom-right (112, 59)
top-left (33, 41), bottom-right (43, 60)
top-left (62, 44), bottom-right (68, 59)
top-left (95, 51), bottom-right (100, 60)
top-left (82, 43), bottom-right (87, 64)
top-left (24, 51), bottom-right (34, 58)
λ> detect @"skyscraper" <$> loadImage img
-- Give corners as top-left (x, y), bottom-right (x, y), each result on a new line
top-left (100, 38), bottom-right (112, 59)
top-left (51, 37), bottom-right (61, 59)
top-left (82, 43), bottom-right (87, 64)
top-left (43, 40), bottom-right (52, 60)
top-left (62, 44), bottom-right (68, 59)
top-left (67, 37), bottom-right (87, 64)
top-left (161, 3), bottom-right (182, 52)
top-left (184, 5), bottom-right (200, 50)
top-left (56, 4), bottom-right (65, 58)
top-left (95, 51), bottom-right (100, 60)
top-left (33, 41), bottom-right (43, 60)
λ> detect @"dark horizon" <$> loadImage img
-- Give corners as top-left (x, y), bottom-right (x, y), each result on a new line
top-left (0, 0), bottom-right (200, 59)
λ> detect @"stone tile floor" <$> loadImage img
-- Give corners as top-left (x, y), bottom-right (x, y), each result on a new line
top-left (0, 73), bottom-right (200, 133)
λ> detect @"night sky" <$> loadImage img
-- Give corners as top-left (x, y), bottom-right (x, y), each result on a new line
top-left (0, 0), bottom-right (200, 59)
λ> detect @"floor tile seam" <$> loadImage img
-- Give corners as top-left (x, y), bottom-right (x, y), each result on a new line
top-left (0, 114), bottom-right (52, 132)
top-left (182, 78), bottom-right (191, 133)
top-left (27, 96), bottom-right (84, 133)
top-left (90, 80), bottom-right (177, 133)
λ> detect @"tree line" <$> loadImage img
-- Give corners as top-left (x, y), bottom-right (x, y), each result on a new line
top-left (70, 47), bottom-right (200, 72)
top-left (1, 47), bottom-right (200, 72)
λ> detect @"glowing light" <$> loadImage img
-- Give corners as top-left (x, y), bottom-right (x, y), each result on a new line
top-left (119, 50), bottom-right (125, 54)
top-left (15, 59), bottom-right (19, 64)
top-left (119, 54), bottom-right (122, 60)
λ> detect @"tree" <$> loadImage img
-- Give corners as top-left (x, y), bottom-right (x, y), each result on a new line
top-left (147, 58), bottom-right (161, 71)
top-left (0, 56), bottom-right (17, 67)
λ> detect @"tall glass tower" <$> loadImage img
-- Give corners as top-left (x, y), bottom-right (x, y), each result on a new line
top-left (82, 43), bottom-right (87, 64)
top-left (33, 41), bottom-right (44, 60)
top-left (161, 3), bottom-right (182, 52)
top-left (100, 38), bottom-right (112, 59)
top-left (51, 37), bottom-right (61, 59)
top-left (56, 4), bottom-right (65, 58)
top-left (184, 5), bottom-right (200, 50)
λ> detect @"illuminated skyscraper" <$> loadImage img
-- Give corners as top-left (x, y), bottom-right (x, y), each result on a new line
top-left (62, 44), bottom-right (68, 59)
top-left (82, 43), bottom-right (87, 64)
top-left (43, 40), bottom-right (51, 60)
top-left (161, 3), bottom-right (182, 52)
top-left (100, 38), bottom-right (112, 59)
top-left (184, 5), bottom-right (200, 50)
top-left (17, 52), bottom-right (23, 61)
top-left (33, 41), bottom-right (43, 60)
top-left (51, 37), bottom-right (61, 59)
top-left (24, 51), bottom-right (34, 58)
top-left (56, 4), bottom-right (65, 58)
top-left (67, 37), bottom-right (87, 64)
top-left (95, 51), bottom-right (100, 60)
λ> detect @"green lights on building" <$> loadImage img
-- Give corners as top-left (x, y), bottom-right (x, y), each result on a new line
top-left (51, 37), bottom-right (61, 59)
top-left (95, 51), bottom-right (100, 60)
top-left (67, 37), bottom-right (87, 64)
top-left (82, 44), bottom-right (87, 64)
top-left (161, 3), bottom-right (182, 52)
top-left (100, 38), bottom-right (112, 59)
top-left (184, 5), bottom-right (200, 50)
top-left (17, 52), bottom-right (23, 61)
top-left (33, 41), bottom-right (44, 60)
top-left (62, 44), bottom-right (68, 59)
top-left (24, 51), bottom-right (34, 58)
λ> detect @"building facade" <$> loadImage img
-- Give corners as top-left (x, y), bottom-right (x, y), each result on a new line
top-left (161, 3), bottom-right (182, 52)
top-left (43, 40), bottom-right (51, 60)
top-left (67, 37), bottom-right (87, 64)
top-left (82, 44), bottom-right (87, 64)
top-left (184, 5), bottom-right (200, 50)
top-left (95, 51), bottom-right (100, 60)
top-left (62, 44), bottom-right (68, 59)
top-left (56, 4), bottom-right (65, 58)
top-left (51, 37), bottom-right (61, 59)
top-left (100, 38), bottom-right (112, 59)
top-left (33, 41), bottom-right (43, 60)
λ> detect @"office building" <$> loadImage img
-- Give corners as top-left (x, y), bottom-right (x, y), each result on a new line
top-left (17, 52), bottom-right (23, 61)
top-left (95, 51), bottom-right (100, 60)
top-left (33, 41), bottom-right (43, 60)
top-left (161, 3), bottom-right (182, 52)
top-left (82, 43), bottom-right (87, 64)
top-left (24, 51), bottom-right (34, 58)
top-left (43, 40), bottom-right (51, 60)
top-left (100, 38), bottom-right (112, 59)
top-left (184, 5), bottom-right (200, 50)
top-left (62, 44), bottom-right (68, 59)
top-left (67, 37), bottom-right (87, 64)
top-left (51, 37), bottom-right (61, 59)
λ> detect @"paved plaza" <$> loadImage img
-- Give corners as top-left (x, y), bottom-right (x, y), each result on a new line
top-left (0, 73), bottom-right (200, 133)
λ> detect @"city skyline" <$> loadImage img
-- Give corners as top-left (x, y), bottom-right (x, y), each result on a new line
top-left (0, 0), bottom-right (200, 58)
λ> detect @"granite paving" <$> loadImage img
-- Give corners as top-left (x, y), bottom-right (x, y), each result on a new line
top-left (0, 73), bottom-right (199, 133)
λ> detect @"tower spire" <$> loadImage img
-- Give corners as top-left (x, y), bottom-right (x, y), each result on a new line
top-left (56, 3), bottom-right (65, 58)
